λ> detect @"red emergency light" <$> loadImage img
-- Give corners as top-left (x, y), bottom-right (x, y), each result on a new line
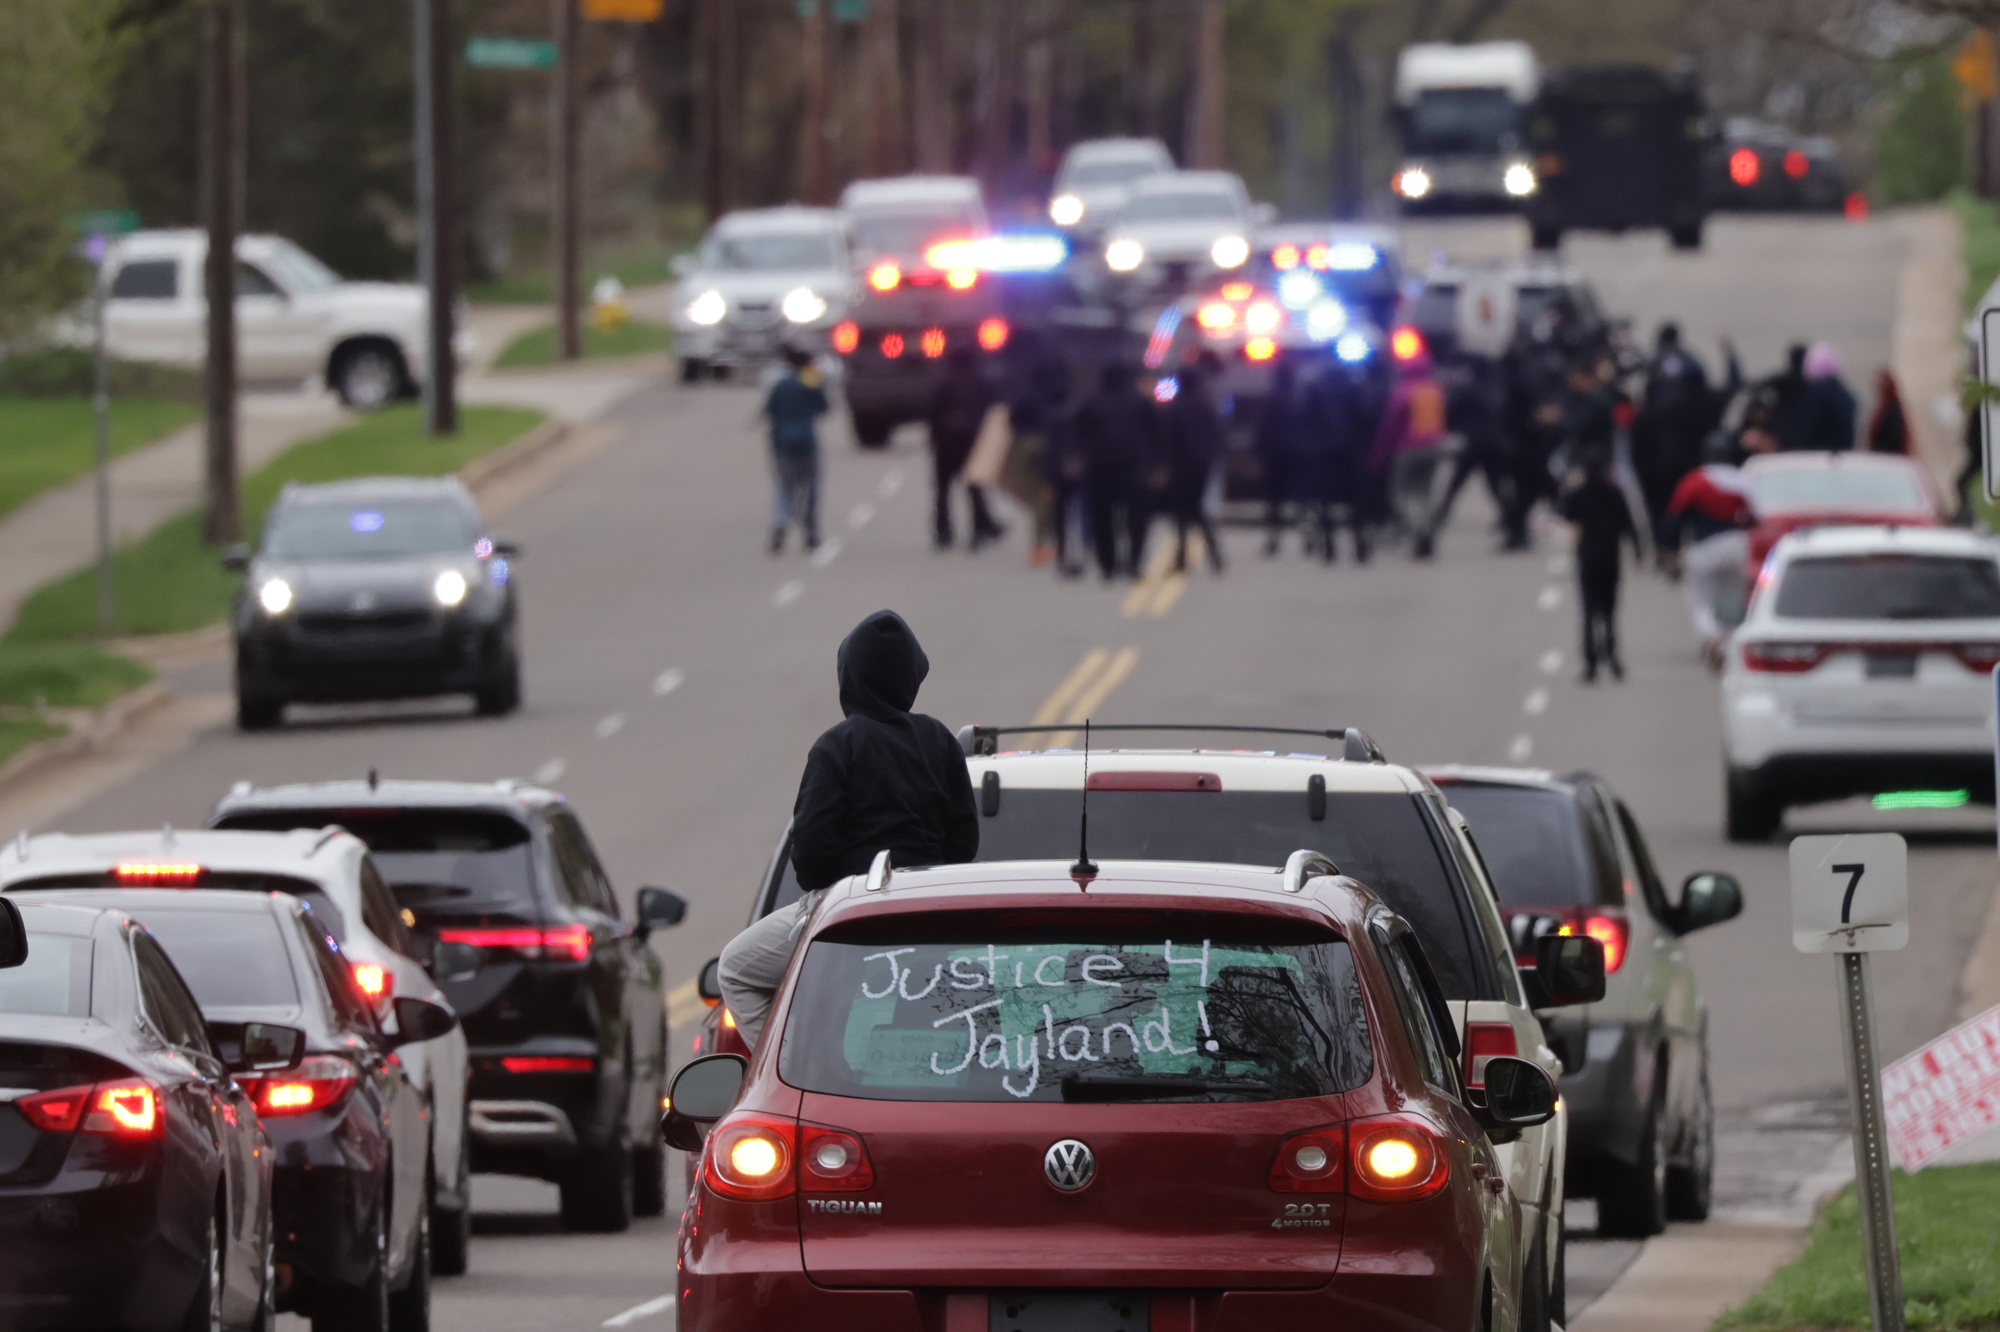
top-left (1782, 149), bottom-right (1808, 180)
top-left (1728, 147), bottom-right (1760, 187)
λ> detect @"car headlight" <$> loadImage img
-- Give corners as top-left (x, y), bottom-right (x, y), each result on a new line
top-left (1104, 238), bottom-right (1145, 272)
top-left (1277, 270), bottom-right (1322, 309)
top-left (257, 578), bottom-right (293, 616)
top-left (685, 290), bottom-right (726, 325)
top-left (1050, 194), bottom-right (1085, 227)
top-left (1306, 300), bottom-right (1348, 342)
top-left (1244, 300), bottom-right (1281, 335)
top-left (1211, 235), bottom-right (1250, 268)
top-left (1504, 163), bottom-right (1537, 197)
top-left (433, 569), bottom-right (468, 608)
top-left (781, 287), bottom-right (827, 324)
top-left (1396, 167), bottom-right (1432, 199)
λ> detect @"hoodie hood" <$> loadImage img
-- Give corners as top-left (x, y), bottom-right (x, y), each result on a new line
top-left (837, 610), bottom-right (929, 721)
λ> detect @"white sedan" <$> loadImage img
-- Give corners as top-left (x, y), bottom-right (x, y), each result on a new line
top-left (670, 206), bottom-right (850, 381)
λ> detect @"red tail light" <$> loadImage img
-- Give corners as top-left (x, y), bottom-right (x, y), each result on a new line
top-left (920, 327), bottom-right (946, 358)
top-left (114, 863), bottom-right (202, 885)
top-left (1729, 147), bottom-right (1760, 187)
top-left (800, 1123), bottom-right (875, 1192)
top-left (1305, 243), bottom-right (1330, 270)
top-left (85, 1080), bottom-right (161, 1136)
top-left (1464, 1022), bottom-right (1518, 1090)
top-left (1348, 1116), bottom-right (1449, 1201)
top-left (703, 1112), bottom-right (797, 1200)
top-left (1390, 326), bottom-right (1424, 361)
top-left (867, 262), bottom-right (900, 292)
top-left (831, 321), bottom-right (860, 354)
top-left (1268, 1124), bottom-right (1345, 1193)
top-left (977, 317), bottom-right (1009, 351)
top-left (500, 1056), bottom-right (594, 1074)
top-left (1844, 192), bottom-right (1869, 221)
top-left (1783, 149), bottom-right (1809, 179)
top-left (1741, 641), bottom-right (1828, 673)
top-left (1953, 643), bottom-right (2000, 671)
top-left (1563, 910), bottom-right (1629, 973)
top-left (880, 332), bottom-right (905, 359)
top-left (245, 1055), bottom-right (358, 1117)
top-left (437, 925), bottom-right (590, 962)
top-left (1271, 244), bottom-right (1300, 270)
top-left (17, 1083), bottom-right (92, 1133)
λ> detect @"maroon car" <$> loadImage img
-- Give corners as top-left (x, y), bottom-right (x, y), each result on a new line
top-left (664, 855), bottom-right (1574, 1332)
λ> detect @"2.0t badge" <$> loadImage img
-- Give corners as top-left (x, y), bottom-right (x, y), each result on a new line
top-left (1044, 1139), bottom-right (1095, 1192)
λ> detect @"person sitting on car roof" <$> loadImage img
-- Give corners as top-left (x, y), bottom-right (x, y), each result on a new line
top-left (719, 610), bottom-right (979, 1045)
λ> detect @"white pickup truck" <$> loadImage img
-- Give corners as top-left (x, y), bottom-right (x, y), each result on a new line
top-left (97, 230), bottom-right (468, 408)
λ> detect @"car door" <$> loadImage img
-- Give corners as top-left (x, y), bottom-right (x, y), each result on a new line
top-left (544, 812), bottom-right (635, 1107)
top-left (234, 259), bottom-right (320, 381)
top-left (105, 254), bottom-right (202, 365)
top-left (566, 817), bottom-right (666, 1138)
top-left (1608, 796), bottom-right (1703, 1129)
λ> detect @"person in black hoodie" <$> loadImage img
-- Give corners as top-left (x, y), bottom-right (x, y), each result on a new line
top-left (1167, 351), bottom-right (1227, 574)
top-left (927, 347), bottom-right (1006, 549)
top-left (1559, 451), bottom-right (1642, 683)
top-left (718, 610), bottom-right (978, 1045)
top-left (1074, 361), bottom-right (1164, 580)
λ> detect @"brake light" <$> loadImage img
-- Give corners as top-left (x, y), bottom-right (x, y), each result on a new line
top-left (921, 327), bottom-right (946, 358)
top-left (1244, 301), bottom-right (1281, 335)
top-left (1271, 244), bottom-right (1300, 270)
top-left (1464, 1022), bottom-right (1518, 1089)
top-left (800, 1123), bottom-right (875, 1192)
top-left (85, 1081), bottom-right (161, 1136)
top-left (1305, 243), bottom-right (1330, 270)
top-left (880, 332), bottom-right (905, 358)
top-left (703, 1112), bottom-right (797, 1200)
top-left (721, 1008), bottom-right (737, 1030)
top-left (1953, 643), bottom-right (2000, 671)
top-left (1729, 147), bottom-right (1760, 186)
top-left (1219, 282), bottom-right (1252, 301)
top-left (1741, 641), bottom-right (1828, 673)
top-left (1783, 149), bottom-right (1808, 179)
top-left (353, 963), bottom-right (389, 1000)
top-left (247, 1055), bottom-right (358, 1117)
top-left (437, 925), bottom-right (590, 962)
top-left (1268, 1124), bottom-right (1345, 1193)
top-left (832, 321), bottom-right (860, 354)
top-left (16, 1083), bottom-right (91, 1133)
top-left (1244, 337), bottom-right (1277, 362)
top-left (501, 1055), bottom-right (594, 1073)
top-left (1349, 1116), bottom-right (1448, 1201)
top-left (114, 863), bottom-right (202, 885)
top-left (1390, 326), bottom-right (1424, 361)
top-left (977, 317), bottom-right (1009, 351)
top-left (1197, 301), bottom-right (1236, 332)
top-left (1562, 910), bottom-right (1629, 973)
top-left (945, 267), bottom-right (978, 290)
top-left (867, 262), bottom-right (900, 292)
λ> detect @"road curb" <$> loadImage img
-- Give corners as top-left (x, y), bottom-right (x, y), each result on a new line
top-left (458, 418), bottom-right (572, 496)
top-left (1569, 1223), bottom-right (1807, 1332)
top-left (0, 681), bottom-right (174, 803)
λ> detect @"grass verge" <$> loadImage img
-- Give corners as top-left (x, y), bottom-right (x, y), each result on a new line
top-left (0, 643), bottom-right (154, 708)
top-left (1951, 189), bottom-right (2000, 314)
top-left (0, 397), bottom-right (202, 520)
top-left (1718, 1162), bottom-right (2000, 1330)
top-left (465, 226), bottom-right (699, 304)
top-left (493, 318), bottom-right (673, 369)
top-left (4, 403), bottom-right (544, 644)
top-left (0, 718), bottom-right (65, 769)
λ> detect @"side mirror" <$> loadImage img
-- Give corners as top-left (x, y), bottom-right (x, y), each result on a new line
top-left (0, 898), bottom-right (27, 968)
top-left (697, 956), bottom-right (722, 1003)
top-left (386, 996), bottom-right (459, 1048)
top-left (1521, 934), bottom-right (1606, 1009)
top-left (490, 535), bottom-right (523, 558)
top-left (1476, 1056), bottom-right (1559, 1138)
top-left (429, 940), bottom-right (481, 983)
top-left (662, 1053), bottom-right (746, 1152)
top-left (221, 543), bottom-right (251, 573)
top-left (209, 1021), bottom-right (306, 1074)
top-left (1674, 872), bottom-right (1743, 934)
top-left (635, 886), bottom-right (687, 938)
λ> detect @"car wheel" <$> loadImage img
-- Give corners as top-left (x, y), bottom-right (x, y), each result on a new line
top-left (1597, 1075), bottom-right (1669, 1238)
top-left (180, 1206), bottom-right (223, 1332)
top-left (429, 1143), bottom-right (472, 1278)
top-left (1667, 1067), bottom-right (1716, 1221)
top-left (560, 1142), bottom-right (634, 1234)
top-left (333, 343), bottom-right (408, 411)
top-left (312, 1197), bottom-right (389, 1332)
top-left (679, 357), bottom-right (707, 384)
top-left (387, 1191), bottom-right (431, 1332)
top-left (236, 688), bottom-right (284, 731)
top-left (1725, 766), bottom-right (1780, 842)
top-left (634, 1135), bottom-right (668, 1218)
top-left (1549, 1205), bottom-right (1567, 1324)
top-left (851, 410), bottom-right (894, 449)
top-left (250, 1222), bottom-right (277, 1332)
top-left (1517, 1217), bottom-right (1552, 1332)
top-left (1530, 225), bottom-right (1562, 252)
top-left (474, 647), bottom-right (521, 717)
top-left (1669, 222), bottom-right (1704, 251)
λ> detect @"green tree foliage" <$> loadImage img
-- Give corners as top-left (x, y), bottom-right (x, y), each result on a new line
top-left (0, 0), bottom-right (110, 332)
top-left (1875, 56), bottom-right (1966, 206)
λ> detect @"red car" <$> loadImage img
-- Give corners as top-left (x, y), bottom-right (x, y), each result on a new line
top-left (1741, 452), bottom-right (1940, 580)
top-left (665, 855), bottom-right (1592, 1332)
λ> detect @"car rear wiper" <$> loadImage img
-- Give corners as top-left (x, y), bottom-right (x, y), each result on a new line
top-left (1060, 1074), bottom-right (1272, 1103)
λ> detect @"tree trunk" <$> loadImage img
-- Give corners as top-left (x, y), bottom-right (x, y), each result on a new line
top-left (1023, 0), bottom-right (1053, 175)
top-left (553, 0), bottom-right (581, 360)
top-left (1188, 0), bottom-right (1224, 169)
top-left (800, 1), bottom-right (831, 202)
top-left (912, 0), bottom-right (950, 171)
top-left (1328, 10), bottom-right (1363, 220)
top-left (864, 0), bottom-right (904, 175)
top-left (701, 0), bottom-right (737, 219)
top-left (1130, 0), bottom-right (1155, 136)
top-left (201, 0), bottom-right (241, 546)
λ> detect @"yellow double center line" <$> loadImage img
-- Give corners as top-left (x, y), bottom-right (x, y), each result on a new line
top-left (1121, 536), bottom-right (1201, 619)
top-left (1033, 646), bottom-right (1140, 749)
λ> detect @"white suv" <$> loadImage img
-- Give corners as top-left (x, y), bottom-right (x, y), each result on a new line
top-left (95, 230), bottom-right (468, 408)
top-left (1722, 525), bottom-right (2000, 840)
top-left (0, 827), bottom-right (477, 1273)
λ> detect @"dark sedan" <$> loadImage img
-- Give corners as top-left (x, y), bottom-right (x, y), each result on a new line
top-left (223, 475), bottom-right (522, 730)
top-left (0, 898), bottom-right (281, 1331)
top-left (10, 890), bottom-right (455, 1329)
top-left (210, 777), bottom-right (686, 1234)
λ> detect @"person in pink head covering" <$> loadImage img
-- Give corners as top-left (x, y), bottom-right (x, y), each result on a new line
top-left (1372, 345), bottom-right (1449, 557)
top-left (1793, 341), bottom-right (1856, 451)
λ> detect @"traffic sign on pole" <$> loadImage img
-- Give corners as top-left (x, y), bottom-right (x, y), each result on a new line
top-left (1792, 832), bottom-right (1907, 1332)
top-left (465, 36), bottom-right (557, 69)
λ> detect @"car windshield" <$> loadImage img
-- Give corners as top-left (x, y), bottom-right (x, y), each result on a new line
top-left (1119, 191), bottom-right (1239, 223)
top-left (700, 231), bottom-right (842, 271)
top-left (780, 930), bottom-right (1370, 1103)
top-left (259, 240), bottom-right (340, 293)
top-left (132, 911), bottom-right (300, 1007)
top-left (0, 935), bottom-right (92, 1017)
top-left (1748, 467), bottom-right (1930, 516)
top-left (1406, 88), bottom-right (1521, 155)
top-left (1063, 158), bottom-right (1165, 188)
top-left (1434, 785), bottom-right (1594, 907)
top-left (1774, 554), bottom-right (2000, 620)
top-left (262, 497), bottom-right (476, 561)
top-left (847, 206), bottom-right (984, 256)
top-left (211, 809), bottom-right (536, 918)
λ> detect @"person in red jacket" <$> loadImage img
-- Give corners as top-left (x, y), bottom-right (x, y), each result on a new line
top-left (1663, 450), bottom-right (1757, 668)
top-left (1372, 347), bottom-right (1449, 558)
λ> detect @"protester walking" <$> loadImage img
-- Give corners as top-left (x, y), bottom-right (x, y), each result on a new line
top-left (926, 347), bottom-right (1007, 550)
top-left (1258, 361), bottom-right (1305, 557)
top-left (1004, 333), bottom-right (1070, 568)
top-left (763, 346), bottom-right (827, 554)
top-left (1770, 343), bottom-right (1810, 449)
top-left (1166, 352), bottom-right (1227, 574)
top-left (1793, 342), bottom-right (1856, 451)
top-left (1427, 355), bottom-right (1510, 555)
top-left (1301, 361), bottom-right (1373, 563)
top-left (1372, 347), bottom-right (1450, 558)
top-left (1631, 323), bottom-right (1713, 539)
top-left (1074, 362), bottom-right (1163, 580)
top-left (1662, 440), bottom-right (1757, 669)
top-left (1866, 367), bottom-right (1909, 455)
top-left (1559, 451), bottom-right (1642, 683)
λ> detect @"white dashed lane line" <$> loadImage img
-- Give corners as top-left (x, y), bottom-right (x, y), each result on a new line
top-left (811, 537), bottom-right (843, 568)
top-left (534, 758), bottom-right (567, 784)
top-left (848, 502), bottom-right (875, 529)
top-left (773, 579), bottom-right (805, 608)
top-left (1537, 585), bottom-right (1563, 611)
top-left (1539, 649), bottom-right (1563, 674)
top-left (877, 468), bottom-right (903, 500)
top-left (1508, 735), bottom-right (1534, 762)
top-left (1523, 688), bottom-right (1549, 717)
top-left (652, 668), bottom-right (685, 696)
top-left (602, 1294), bottom-right (676, 1327)
top-left (595, 713), bottom-right (626, 739)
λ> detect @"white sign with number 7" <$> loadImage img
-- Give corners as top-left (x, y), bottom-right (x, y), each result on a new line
top-left (1790, 833), bottom-right (1910, 954)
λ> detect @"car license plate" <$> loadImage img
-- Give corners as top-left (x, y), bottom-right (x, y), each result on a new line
top-left (990, 1292), bottom-right (1149, 1332)
top-left (1865, 653), bottom-right (1917, 679)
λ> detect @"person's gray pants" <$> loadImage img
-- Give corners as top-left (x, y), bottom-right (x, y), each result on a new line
top-left (717, 890), bottom-right (824, 1048)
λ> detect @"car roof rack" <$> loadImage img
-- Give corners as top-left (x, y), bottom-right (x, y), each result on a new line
top-left (956, 723), bottom-right (1385, 763)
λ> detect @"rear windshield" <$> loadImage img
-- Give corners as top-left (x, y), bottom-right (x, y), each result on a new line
top-left (1436, 785), bottom-right (1594, 907)
top-left (8, 872), bottom-right (351, 942)
top-left (848, 206), bottom-right (984, 256)
top-left (212, 809), bottom-right (535, 917)
top-left (132, 911), bottom-right (299, 1007)
top-left (1775, 554), bottom-right (2000, 620)
top-left (1120, 192), bottom-right (1238, 223)
top-left (701, 231), bottom-right (842, 271)
top-left (1062, 158), bottom-right (1164, 188)
top-left (263, 497), bottom-right (476, 561)
top-left (1748, 468), bottom-right (1930, 516)
top-left (780, 932), bottom-right (1370, 1103)
top-left (0, 935), bottom-right (92, 1017)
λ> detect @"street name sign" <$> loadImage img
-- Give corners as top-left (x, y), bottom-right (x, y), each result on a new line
top-left (465, 36), bottom-right (557, 70)
top-left (1789, 832), bottom-right (1909, 954)
top-left (1883, 1003), bottom-right (2000, 1172)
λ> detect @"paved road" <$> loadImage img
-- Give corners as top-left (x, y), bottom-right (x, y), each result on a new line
top-left (40, 213), bottom-right (1992, 1331)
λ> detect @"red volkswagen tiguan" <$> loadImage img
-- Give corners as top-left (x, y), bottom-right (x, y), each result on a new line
top-left (664, 855), bottom-right (1572, 1332)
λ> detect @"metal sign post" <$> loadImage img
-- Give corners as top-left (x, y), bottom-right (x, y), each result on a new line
top-left (1791, 833), bottom-right (1910, 1332)
top-left (1980, 309), bottom-right (2000, 503)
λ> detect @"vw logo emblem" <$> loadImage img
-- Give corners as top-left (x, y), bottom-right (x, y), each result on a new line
top-left (1043, 1139), bottom-right (1095, 1192)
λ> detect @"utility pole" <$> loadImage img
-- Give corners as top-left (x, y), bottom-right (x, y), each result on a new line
top-left (1328, 10), bottom-right (1363, 219)
top-left (201, 0), bottom-right (242, 546)
top-left (1130, 0), bottom-right (1155, 136)
top-left (416, 0), bottom-right (460, 433)
top-left (912, 0), bottom-right (949, 172)
top-left (800, 0), bottom-right (831, 203)
top-left (863, 0), bottom-right (903, 175)
top-left (701, 0), bottom-right (738, 221)
top-left (554, 0), bottom-right (582, 360)
top-left (1189, 0), bottom-right (1225, 169)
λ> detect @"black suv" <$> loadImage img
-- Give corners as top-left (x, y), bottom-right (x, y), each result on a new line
top-left (209, 777), bottom-right (686, 1232)
top-left (222, 476), bottom-right (522, 730)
